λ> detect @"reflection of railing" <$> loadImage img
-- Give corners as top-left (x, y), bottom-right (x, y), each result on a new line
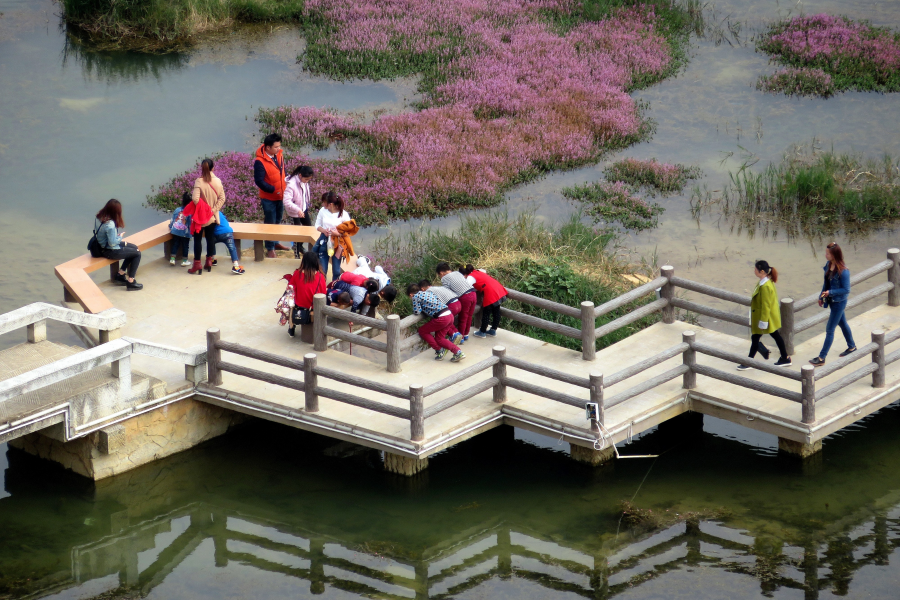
top-left (57, 500), bottom-right (900, 600)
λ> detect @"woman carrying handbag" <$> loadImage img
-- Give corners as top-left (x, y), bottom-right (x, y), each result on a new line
top-left (282, 251), bottom-right (326, 339)
top-left (810, 242), bottom-right (856, 366)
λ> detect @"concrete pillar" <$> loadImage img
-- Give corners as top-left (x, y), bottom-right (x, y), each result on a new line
top-left (111, 355), bottom-right (132, 400)
top-left (99, 328), bottom-right (122, 344)
top-left (185, 362), bottom-right (207, 384)
top-left (569, 443), bottom-right (615, 466)
top-left (27, 319), bottom-right (47, 343)
top-left (778, 437), bottom-right (822, 458)
top-left (661, 265), bottom-right (675, 324)
top-left (581, 301), bottom-right (596, 361)
top-left (384, 452), bottom-right (428, 476)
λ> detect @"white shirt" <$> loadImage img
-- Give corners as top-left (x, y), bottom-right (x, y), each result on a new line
top-left (355, 257), bottom-right (391, 290)
top-left (315, 207), bottom-right (352, 233)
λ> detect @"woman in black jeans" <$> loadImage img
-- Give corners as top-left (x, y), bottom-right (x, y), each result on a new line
top-left (95, 199), bottom-right (143, 290)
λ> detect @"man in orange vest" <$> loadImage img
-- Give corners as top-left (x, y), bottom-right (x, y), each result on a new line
top-left (254, 133), bottom-right (289, 258)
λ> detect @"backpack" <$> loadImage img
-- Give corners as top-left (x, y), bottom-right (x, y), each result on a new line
top-left (172, 211), bottom-right (189, 232)
top-left (87, 223), bottom-right (103, 258)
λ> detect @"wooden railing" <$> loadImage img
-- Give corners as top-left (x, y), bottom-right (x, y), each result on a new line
top-left (208, 310), bottom-right (900, 443)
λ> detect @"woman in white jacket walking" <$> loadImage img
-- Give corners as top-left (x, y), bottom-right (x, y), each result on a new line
top-left (283, 165), bottom-right (314, 257)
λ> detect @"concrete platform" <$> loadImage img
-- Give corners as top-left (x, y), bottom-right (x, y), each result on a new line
top-left (76, 253), bottom-right (900, 462)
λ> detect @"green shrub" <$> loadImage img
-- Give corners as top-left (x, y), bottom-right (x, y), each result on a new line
top-left (371, 212), bottom-right (660, 351)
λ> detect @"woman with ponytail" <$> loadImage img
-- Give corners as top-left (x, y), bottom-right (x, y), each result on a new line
top-left (737, 260), bottom-right (791, 370)
top-left (186, 158), bottom-right (226, 275)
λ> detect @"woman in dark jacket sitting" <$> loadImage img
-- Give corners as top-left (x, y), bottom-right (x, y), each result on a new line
top-left (810, 242), bottom-right (855, 365)
top-left (95, 199), bottom-right (143, 291)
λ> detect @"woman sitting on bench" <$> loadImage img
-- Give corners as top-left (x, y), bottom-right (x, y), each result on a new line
top-left (95, 199), bottom-right (143, 291)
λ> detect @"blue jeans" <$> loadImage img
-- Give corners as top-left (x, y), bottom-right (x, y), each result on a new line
top-left (819, 299), bottom-right (856, 359)
top-left (170, 236), bottom-right (190, 258)
top-left (313, 233), bottom-right (342, 279)
top-left (214, 233), bottom-right (240, 262)
top-left (261, 199), bottom-right (284, 251)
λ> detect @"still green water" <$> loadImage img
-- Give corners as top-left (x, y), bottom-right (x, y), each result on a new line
top-left (3, 0), bottom-right (900, 597)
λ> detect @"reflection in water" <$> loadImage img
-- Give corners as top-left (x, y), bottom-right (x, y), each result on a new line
top-left (61, 35), bottom-right (189, 84)
top-left (4, 406), bottom-right (900, 599)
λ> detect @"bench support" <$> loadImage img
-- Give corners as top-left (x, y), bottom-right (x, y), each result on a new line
top-left (254, 240), bottom-right (265, 262)
top-left (109, 261), bottom-right (120, 282)
top-left (27, 319), bottom-right (47, 343)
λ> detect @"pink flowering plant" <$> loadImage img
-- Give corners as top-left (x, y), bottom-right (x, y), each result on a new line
top-left (149, 0), bottom-right (697, 226)
top-left (757, 14), bottom-right (900, 94)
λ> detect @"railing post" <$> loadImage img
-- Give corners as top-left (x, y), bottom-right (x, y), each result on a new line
top-left (682, 331), bottom-right (696, 389)
top-left (410, 384), bottom-right (425, 442)
top-left (493, 346), bottom-right (507, 403)
top-left (661, 265), bottom-right (675, 324)
top-left (590, 372), bottom-right (603, 429)
top-left (780, 298), bottom-right (795, 356)
top-left (801, 365), bottom-right (815, 424)
top-left (386, 314), bottom-right (401, 373)
top-left (304, 353), bottom-right (319, 412)
top-left (27, 319), bottom-right (47, 343)
top-left (581, 301), bottom-right (596, 361)
top-left (888, 248), bottom-right (900, 307)
top-left (111, 354), bottom-right (132, 400)
top-left (872, 329), bottom-right (886, 388)
top-left (207, 328), bottom-right (222, 386)
top-left (313, 293), bottom-right (327, 352)
top-left (99, 328), bottom-right (122, 344)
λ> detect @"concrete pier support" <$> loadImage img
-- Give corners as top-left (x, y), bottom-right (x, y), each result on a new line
top-left (569, 443), bottom-right (615, 466)
top-left (778, 437), bottom-right (822, 459)
top-left (384, 452), bottom-right (428, 476)
top-left (9, 398), bottom-right (244, 480)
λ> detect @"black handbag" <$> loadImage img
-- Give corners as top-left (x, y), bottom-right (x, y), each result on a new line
top-left (292, 306), bottom-right (312, 325)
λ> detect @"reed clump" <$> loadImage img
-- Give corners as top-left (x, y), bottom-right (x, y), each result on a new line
top-left (371, 211), bottom-right (660, 351)
top-left (62, 0), bottom-right (304, 47)
top-left (691, 144), bottom-right (900, 238)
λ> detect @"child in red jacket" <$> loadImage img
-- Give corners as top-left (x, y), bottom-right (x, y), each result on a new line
top-left (462, 265), bottom-right (507, 338)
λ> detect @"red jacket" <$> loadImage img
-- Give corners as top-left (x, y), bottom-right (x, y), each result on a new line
top-left (469, 270), bottom-right (507, 306)
top-left (181, 198), bottom-right (213, 235)
top-left (255, 145), bottom-right (286, 201)
top-left (283, 270), bottom-right (326, 309)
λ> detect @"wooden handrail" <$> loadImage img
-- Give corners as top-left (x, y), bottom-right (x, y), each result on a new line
top-left (794, 259), bottom-right (894, 312)
top-left (593, 276), bottom-right (667, 318)
top-left (502, 378), bottom-right (585, 408)
top-left (216, 340), bottom-right (305, 371)
top-left (594, 298), bottom-right (667, 339)
top-left (313, 365), bottom-right (408, 399)
top-left (605, 343), bottom-right (690, 387)
top-left (691, 341), bottom-right (802, 380)
top-left (499, 307), bottom-right (581, 339)
top-left (794, 282), bottom-right (895, 333)
top-left (500, 356), bottom-right (590, 388)
top-left (813, 341), bottom-right (880, 378)
top-left (815, 363), bottom-right (879, 402)
top-left (320, 305), bottom-right (387, 331)
top-left (604, 365), bottom-right (689, 409)
top-left (315, 385), bottom-right (411, 419)
top-left (217, 360), bottom-right (305, 393)
top-left (424, 378), bottom-right (499, 418)
top-left (669, 298), bottom-right (748, 328)
top-left (506, 289), bottom-right (582, 318)
top-left (670, 277), bottom-right (752, 306)
top-left (423, 357), bottom-right (499, 397)
top-left (692, 364), bottom-right (801, 403)
top-left (322, 326), bottom-right (388, 352)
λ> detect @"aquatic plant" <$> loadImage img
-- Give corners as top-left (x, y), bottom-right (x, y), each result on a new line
top-left (756, 14), bottom-right (900, 95)
top-left (62, 0), bottom-right (305, 46)
top-left (371, 211), bottom-right (660, 351)
top-left (602, 158), bottom-right (701, 194)
top-left (151, 1), bottom-right (694, 225)
top-left (561, 181), bottom-right (663, 231)
top-left (756, 67), bottom-right (834, 97)
top-left (690, 143), bottom-right (900, 240)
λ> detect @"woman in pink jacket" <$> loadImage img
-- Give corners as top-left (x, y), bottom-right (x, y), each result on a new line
top-left (283, 165), bottom-right (314, 257)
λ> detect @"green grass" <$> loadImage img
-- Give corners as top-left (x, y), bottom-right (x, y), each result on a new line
top-left (691, 144), bottom-right (900, 238)
top-left (62, 0), bottom-right (304, 47)
top-left (561, 181), bottom-right (664, 231)
top-left (370, 211), bottom-right (660, 351)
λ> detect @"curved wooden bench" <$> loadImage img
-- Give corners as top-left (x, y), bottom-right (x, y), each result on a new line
top-left (56, 222), bottom-right (324, 314)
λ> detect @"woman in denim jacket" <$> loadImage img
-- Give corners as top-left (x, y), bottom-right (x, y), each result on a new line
top-left (96, 199), bottom-right (143, 291)
top-left (810, 242), bottom-right (855, 365)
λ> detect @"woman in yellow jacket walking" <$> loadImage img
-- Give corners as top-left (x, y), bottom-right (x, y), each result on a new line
top-left (738, 260), bottom-right (792, 370)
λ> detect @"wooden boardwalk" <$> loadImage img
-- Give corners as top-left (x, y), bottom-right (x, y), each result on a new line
top-left (60, 250), bottom-right (900, 465)
top-left (2, 222), bottom-right (898, 477)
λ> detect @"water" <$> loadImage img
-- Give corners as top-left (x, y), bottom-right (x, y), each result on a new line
top-left (2, 0), bottom-right (900, 597)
